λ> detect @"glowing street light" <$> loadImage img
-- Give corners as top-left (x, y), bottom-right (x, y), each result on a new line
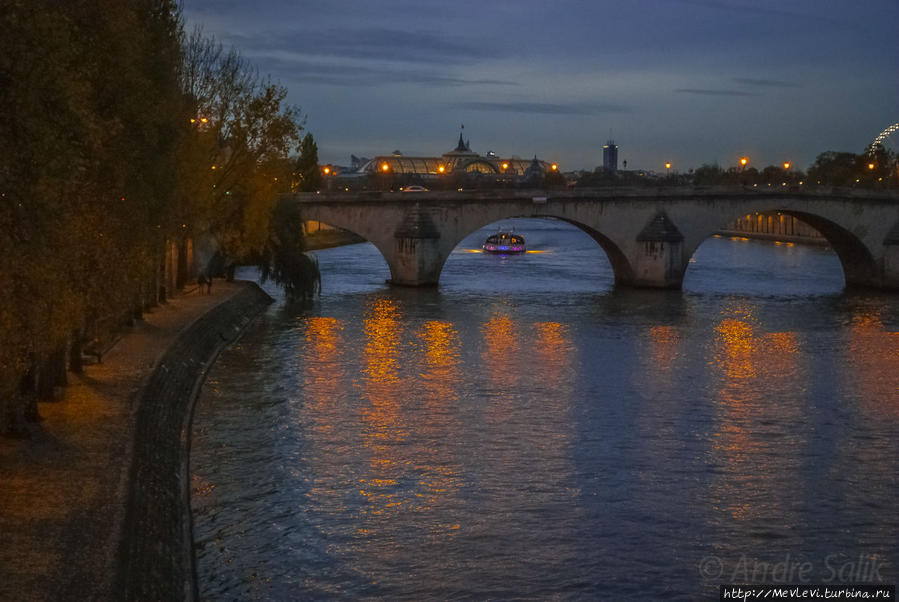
top-left (501, 162), bottom-right (509, 170)
top-left (739, 156), bottom-right (749, 167)
top-left (664, 161), bottom-right (672, 170)
top-left (868, 162), bottom-right (876, 170)
top-left (438, 165), bottom-right (445, 173)
top-left (783, 161), bottom-right (791, 170)
top-left (322, 166), bottom-right (331, 175)
top-left (550, 163), bottom-right (558, 171)
top-left (381, 162), bottom-right (390, 172)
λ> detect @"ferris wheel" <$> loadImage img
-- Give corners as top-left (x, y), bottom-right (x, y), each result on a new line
top-left (869, 122), bottom-right (899, 154)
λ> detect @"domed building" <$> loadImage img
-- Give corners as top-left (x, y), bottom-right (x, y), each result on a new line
top-left (352, 132), bottom-right (557, 184)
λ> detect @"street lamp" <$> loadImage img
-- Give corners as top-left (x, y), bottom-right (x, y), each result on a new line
top-left (739, 156), bottom-right (749, 168)
top-left (664, 161), bottom-right (672, 171)
top-left (783, 161), bottom-right (791, 170)
top-left (381, 162), bottom-right (390, 172)
top-left (550, 163), bottom-right (558, 171)
top-left (868, 162), bottom-right (876, 171)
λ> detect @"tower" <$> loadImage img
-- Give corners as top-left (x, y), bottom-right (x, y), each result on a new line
top-left (603, 140), bottom-right (619, 173)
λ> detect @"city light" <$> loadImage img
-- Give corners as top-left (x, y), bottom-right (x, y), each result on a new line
top-left (501, 162), bottom-right (509, 170)
top-left (322, 166), bottom-right (331, 175)
top-left (868, 163), bottom-right (875, 170)
top-left (381, 163), bottom-right (389, 172)
top-left (550, 163), bottom-right (558, 171)
top-left (438, 165), bottom-right (445, 173)
top-left (783, 162), bottom-right (791, 170)
top-left (664, 162), bottom-right (672, 170)
top-left (739, 156), bottom-right (749, 167)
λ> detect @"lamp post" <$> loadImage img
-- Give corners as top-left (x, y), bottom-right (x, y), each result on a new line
top-left (322, 165), bottom-right (335, 193)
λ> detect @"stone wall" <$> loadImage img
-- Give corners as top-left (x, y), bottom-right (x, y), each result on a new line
top-left (115, 283), bottom-right (272, 601)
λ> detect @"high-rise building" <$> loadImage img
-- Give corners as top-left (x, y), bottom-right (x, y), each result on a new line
top-left (602, 140), bottom-right (619, 173)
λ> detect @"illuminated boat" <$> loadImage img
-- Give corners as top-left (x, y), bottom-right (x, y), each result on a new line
top-left (482, 231), bottom-right (526, 254)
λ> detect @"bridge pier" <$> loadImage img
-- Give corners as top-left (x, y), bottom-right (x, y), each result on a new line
top-left (883, 227), bottom-right (899, 290)
top-left (387, 205), bottom-right (445, 286)
top-left (626, 211), bottom-right (688, 289)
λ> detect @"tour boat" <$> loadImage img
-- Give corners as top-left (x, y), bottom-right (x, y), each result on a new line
top-left (482, 231), bottom-right (526, 254)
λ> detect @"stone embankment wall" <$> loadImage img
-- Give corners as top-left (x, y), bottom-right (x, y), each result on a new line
top-left (115, 283), bottom-right (272, 601)
top-left (304, 228), bottom-right (365, 251)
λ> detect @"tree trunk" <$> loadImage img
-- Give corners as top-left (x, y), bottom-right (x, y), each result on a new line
top-left (36, 350), bottom-right (66, 401)
top-left (19, 365), bottom-right (40, 422)
top-left (70, 331), bottom-right (84, 374)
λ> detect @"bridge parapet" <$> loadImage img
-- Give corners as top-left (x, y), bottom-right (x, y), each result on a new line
top-left (293, 185), bottom-right (899, 205)
top-left (290, 186), bottom-right (899, 291)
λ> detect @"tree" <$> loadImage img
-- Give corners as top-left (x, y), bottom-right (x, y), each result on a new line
top-left (177, 29), bottom-right (305, 269)
top-left (691, 164), bottom-right (725, 185)
top-left (295, 133), bottom-right (322, 192)
top-left (807, 151), bottom-right (861, 186)
top-left (258, 197), bottom-right (321, 301)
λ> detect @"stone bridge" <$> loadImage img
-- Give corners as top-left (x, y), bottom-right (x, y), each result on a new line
top-left (292, 186), bottom-right (899, 290)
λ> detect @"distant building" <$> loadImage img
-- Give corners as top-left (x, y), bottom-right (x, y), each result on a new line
top-left (602, 140), bottom-right (619, 173)
top-left (351, 132), bottom-right (556, 181)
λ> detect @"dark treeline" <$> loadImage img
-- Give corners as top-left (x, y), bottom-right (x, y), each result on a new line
top-left (0, 1), bottom-right (317, 433)
top-left (576, 144), bottom-right (898, 188)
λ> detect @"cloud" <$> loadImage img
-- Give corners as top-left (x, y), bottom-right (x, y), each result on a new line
top-left (257, 57), bottom-right (517, 88)
top-left (220, 27), bottom-right (499, 65)
top-left (668, 0), bottom-right (838, 23)
top-left (452, 101), bottom-right (630, 115)
top-left (732, 77), bottom-right (799, 88)
top-left (675, 88), bottom-right (761, 97)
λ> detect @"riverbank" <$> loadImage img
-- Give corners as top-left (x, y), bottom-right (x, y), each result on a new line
top-left (716, 229), bottom-right (829, 246)
top-left (0, 280), bottom-right (271, 602)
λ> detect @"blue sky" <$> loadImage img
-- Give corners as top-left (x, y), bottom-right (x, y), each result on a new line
top-left (183, 0), bottom-right (898, 171)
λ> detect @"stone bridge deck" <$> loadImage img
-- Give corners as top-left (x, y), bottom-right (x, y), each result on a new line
top-left (293, 186), bottom-right (899, 290)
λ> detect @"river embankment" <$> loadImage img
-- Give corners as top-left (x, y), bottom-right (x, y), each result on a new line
top-left (0, 280), bottom-right (271, 602)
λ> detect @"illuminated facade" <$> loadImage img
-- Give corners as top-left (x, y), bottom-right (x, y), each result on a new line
top-left (354, 133), bottom-right (555, 179)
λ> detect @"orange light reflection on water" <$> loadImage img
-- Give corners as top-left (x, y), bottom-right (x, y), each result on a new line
top-left (482, 314), bottom-right (521, 425)
top-left (457, 248), bottom-right (549, 254)
top-left (709, 304), bottom-right (804, 523)
top-left (359, 297), bottom-right (407, 526)
top-left (846, 308), bottom-right (899, 419)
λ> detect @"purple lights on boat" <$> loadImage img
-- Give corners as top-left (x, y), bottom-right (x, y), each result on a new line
top-left (482, 231), bottom-right (526, 254)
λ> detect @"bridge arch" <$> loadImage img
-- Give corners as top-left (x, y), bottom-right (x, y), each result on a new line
top-left (296, 214), bottom-right (397, 282)
top-left (680, 204), bottom-right (880, 290)
top-left (437, 213), bottom-right (634, 287)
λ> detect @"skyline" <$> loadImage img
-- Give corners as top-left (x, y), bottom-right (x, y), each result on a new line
top-left (182, 0), bottom-right (899, 171)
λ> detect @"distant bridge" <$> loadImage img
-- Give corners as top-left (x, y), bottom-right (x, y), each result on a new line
top-left (292, 186), bottom-right (899, 290)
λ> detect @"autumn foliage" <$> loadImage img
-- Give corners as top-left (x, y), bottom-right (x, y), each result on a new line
top-left (0, 1), bottom-right (309, 432)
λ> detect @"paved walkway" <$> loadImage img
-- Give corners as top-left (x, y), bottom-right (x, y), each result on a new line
top-left (0, 281), bottom-right (250, 602)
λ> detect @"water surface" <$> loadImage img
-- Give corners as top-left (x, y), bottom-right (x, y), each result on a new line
top-left (191, 219), bottom-right (899, 600)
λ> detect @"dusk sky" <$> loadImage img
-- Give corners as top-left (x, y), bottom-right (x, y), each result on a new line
top-left (183, 0), bottom-right (898, 172)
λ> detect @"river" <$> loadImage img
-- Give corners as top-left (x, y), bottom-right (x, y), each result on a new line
top-left (190, 218), bottom-right (899, 600)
